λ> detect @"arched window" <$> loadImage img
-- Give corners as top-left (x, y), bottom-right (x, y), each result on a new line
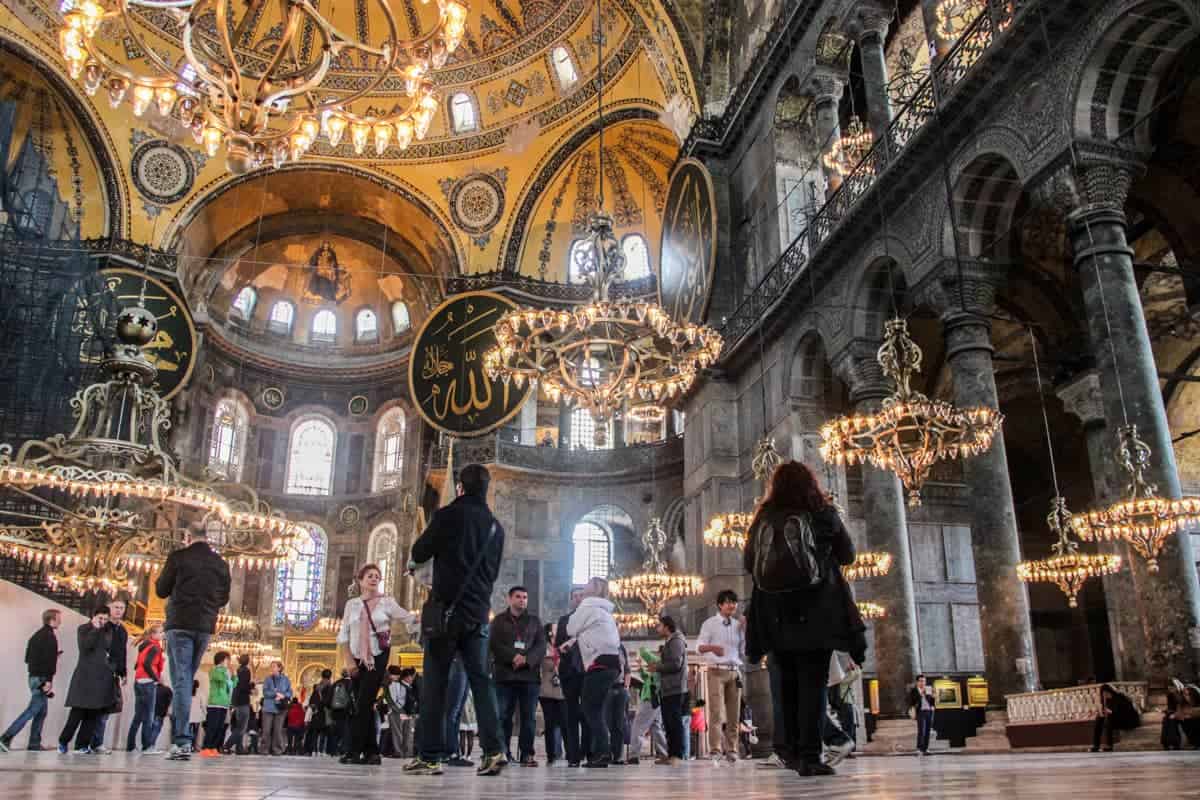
top-left (367, 523), bottom-right (399, 594)
top-left (268, 300), bottom-right (295, 335)
top-left (571, 521), bottom-right (610, 585)
top-left (451, 93), bottom-right (477, 133)
top-left (391, 301), bottom-right (411, 335)
top-left (551, 46), bottom-right (578, 90)
top-left (570, 407), bottom-right (611, 450)
top-left (355, 308), bottom-right (378, 342)
top-left (231, 287), bottom-right (257, 320)
top-left (621, 234), bottom-right (650, 280)
top-left (286, 417), bottom-right (337, 495)
top-left (312, 309), bottom-right (337, 344)
top-left (373, 407), bottom-right (407, 491)
top-left (208, 397), bottom-right (250, 481)
top-left (274, 523), bottom-right (327, 627)
top-left (568, 239), bottom-right (595, 283)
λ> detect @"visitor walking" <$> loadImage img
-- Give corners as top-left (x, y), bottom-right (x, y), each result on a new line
top-left (907, 675), bottom-right (936, 755)
top-left (327, 670), bottom-right (353, 755)
top-left (491, 585), bottom-right (545, 766)
top-left (155, 521), bottom-right (232, 761)
top-left (539, 622), bottom-right (566, 766)
top-left (627, 645), bottom-right (668, 763)
top-left (697, 589), bottom-right (744, 762)
top-left (336, 562), bottom-right (417, 765)
top-left (405, 463), bottom-right (507, 777)
top-left (647, 615), bottom-right (687, 766)
top-left (224, 654), bottom-right (254, 754)
top-left (744, 461), bottom-right (864, 778)
top-left (305, 670), bottom-right (333, 755)
top-left (126, 623), bottom-right (165, 753)
top-left (555, 588), bottom-right (589, 766)
top-left (57, 607), bottom-right (117, 754)
top-left (566, 577), bottom-right (622, 768)
top-left (260, 661), bottom-right (292, 756)
top-left (0, 609), bottom-right (61, 753)
top-left (200, 651), bottom-right (232, 755)
top-left (89, 598), bottom-right (128, 754)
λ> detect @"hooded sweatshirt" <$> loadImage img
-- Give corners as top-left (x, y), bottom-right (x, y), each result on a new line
top-left (566, 596), bottom-right (621, 670)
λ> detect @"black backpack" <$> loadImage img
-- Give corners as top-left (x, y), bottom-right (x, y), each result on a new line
top-left (752, 512), bottom-right (824, 593)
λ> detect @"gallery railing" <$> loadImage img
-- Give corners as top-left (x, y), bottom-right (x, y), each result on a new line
top-left (430, 433), bottom-right (684, 475)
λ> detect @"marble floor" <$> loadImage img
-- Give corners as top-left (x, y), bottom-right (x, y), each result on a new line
top-left (0, 751), bottom-right (1198, 799)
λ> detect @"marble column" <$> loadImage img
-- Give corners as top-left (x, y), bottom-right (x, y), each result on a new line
top-left (835, 344), bottom-right (921, 715)
top-left (809, 71), bottom-right (844, 197)
top-left (929, 269), bottom-right (1037, 699)
top-left (850, 2), bottom-right (894, 147)
top-left (1067, 159), bottom-right (1200, 682)
top-left (1057, 371), bottom-right (1148, 681)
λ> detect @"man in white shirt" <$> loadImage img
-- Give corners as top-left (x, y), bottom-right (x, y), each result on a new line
top-left (696, 590), bottom-right (744, 762)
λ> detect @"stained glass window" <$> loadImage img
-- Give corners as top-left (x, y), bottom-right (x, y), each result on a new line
top-left (268, 300), bottom-right (295, 334)
top-left (367, 524), bottom-right (398, 594)
top-left (312, 309), bottom-right (337, 343)
top-left (286, 417), bottom-right (336, 495)
top-left (208, 397), bottom-right (249, 481)
top-left (572, 521), bottom-right (610, 584)
top-left (274, 524), bottom-right (327, 626)
top-left (373, 407), bottom-right (406, 491)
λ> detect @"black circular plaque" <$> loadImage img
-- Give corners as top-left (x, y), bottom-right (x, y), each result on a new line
top-left (658, 158), bottom-right (718, 326)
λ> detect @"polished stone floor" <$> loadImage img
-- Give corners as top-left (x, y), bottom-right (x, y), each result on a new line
top-left (0, 750), bottom-right (1197, 799)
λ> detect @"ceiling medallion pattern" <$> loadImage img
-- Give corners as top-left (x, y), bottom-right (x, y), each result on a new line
top-left (441, 169), bottom-right (508, 246)
top-left (130, 138), bottom-right (195, 205)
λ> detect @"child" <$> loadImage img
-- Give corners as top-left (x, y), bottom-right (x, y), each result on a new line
top-left (127, 624), bottom-right (165, 753)
top-left (286, 698), bottom-right (306, 755)
top-left (200, 651), bottom-right (232, 756)
top-left (690, 699), bottom-right (707, 759)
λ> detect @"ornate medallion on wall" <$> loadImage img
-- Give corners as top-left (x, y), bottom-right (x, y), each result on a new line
top-left (409, 290), bottom-right (531, 437)
top-left (659, 158), bottom-right (717, 326)
top-left (261, 386), bottom-right (285, 410)
top-left (338, 505), bottom-right (361, 528)
top-left (348, 395), bottom-right (370, 416)
top-left (440, 169), bottom-right (508, 248)
top-left (129, 130), bottom-right (206, 218)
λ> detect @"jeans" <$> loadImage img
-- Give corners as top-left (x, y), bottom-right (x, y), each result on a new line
top-left (580, 668), bottom-right (616, 762)
top-left (496, 682), bottom-right (540, 761)
top-left (90, 713), bottom-right (109, 750)
top-left (775, 650), bottom-right (831, 765)
top-left (166, 630), bottom-right (211, 747)
top-left (917, 709), bottom-right (934, 752)
top-left (417, 624), bottom-right (502, 762)
top-left (126, 682), bottom-right (158, 751)
top-left (348, 651), bottom-right (389, 758)
top-left (605, 686), bottom-right (628, 762)
top-left (203, 707), bottom-right (228, 750)
top-left (2, 676), bottom-right (51, 748)
top-left (225, 705), bottom-right (250, 753)
top-left (561, 673), bottom-right (589, 763)
top-left (540, 697), bottom-right (566, 761)
top-left (660, 694), bottom-right (684, 759)
top-left (151, 716), bottom-right (165, 748)
top-left (444, 658), bottom-right (468, 758)
top-left (629, 699), bottom-right (667, 758)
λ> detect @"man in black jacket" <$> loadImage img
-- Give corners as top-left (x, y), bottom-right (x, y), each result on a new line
top-left (555, 587), bottom-right (589, 766)
top-left (0, 609), bottom-right (61, 752)
top-left (224, 654), bottom-right (254, 754)
top-left (490, 586), bottom-right (545, 766)
top-left (155, 521), bottom-right (231, 760)
top-left (90, 598), bottom-right (129, 753)
top-left (406, 464), bottom-right (507, 777)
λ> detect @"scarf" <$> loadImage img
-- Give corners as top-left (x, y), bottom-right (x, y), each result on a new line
top-left (358, 595), bottom-right (378, 668)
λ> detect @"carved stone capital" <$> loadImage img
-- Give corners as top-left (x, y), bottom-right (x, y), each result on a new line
top-left (831, 339), bottom-right (890, 407)
top-left (847, 1), bottom-right (893, 44)
top-left (1030, 164), bottom-right (1081, 216)
top-left (920, 261), bottom-right (1004, 319)
top-left (1056, 370), bottom-right (1106, 427)
top-left (1073, 158), bottom-right (1142, 213)
top-left (807, 67), bottom-right (846, 106)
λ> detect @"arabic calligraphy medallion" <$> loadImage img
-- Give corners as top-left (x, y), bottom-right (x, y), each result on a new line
top-left (659, 158), bottom-right (718, 326)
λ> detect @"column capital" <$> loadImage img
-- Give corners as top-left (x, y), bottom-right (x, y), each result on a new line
top-left (846, 1), bottom-right (893, 43)
top-left (806, 67), bottom-right (845, 106)
top-left (1056, 370), bottom-right (1106, 428)
top-left (920, 261), bottom-right (1005, 320)
top-left (831, 338), bottom-right (891, 407)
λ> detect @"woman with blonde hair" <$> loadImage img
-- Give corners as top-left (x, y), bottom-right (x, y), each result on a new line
top-left (336, 563), bottom-right (417, 765)
top-left (126, 623), bottom-right (166, 753)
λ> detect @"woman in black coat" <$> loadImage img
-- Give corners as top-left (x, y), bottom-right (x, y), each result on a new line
top-left (743, 461), bottom-right (865, 777)
top-left (58, 606), bottom-right (117, 753)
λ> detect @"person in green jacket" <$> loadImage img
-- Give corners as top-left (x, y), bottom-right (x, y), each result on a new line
top-left (200, 651), bottom-right (233, 755)
top-left (627, 647), bottom-right (669, 763)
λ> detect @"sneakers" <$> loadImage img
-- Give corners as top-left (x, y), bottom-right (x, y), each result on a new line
top-left (142, 748), bottom-right (164, 756)
top-left (92, 746), bottom-right (113, 755)
top-left (73, 747), bottom-right (96, 755)
top-left (166, 744), bottom-right (191, 761)
top-left (476, 752), bottom-right (507, 776)
top-left (582, 756), bottom-right (610, 768)
top-left (724, 752), bottom-right (738, 764)
top-left (446, 757), bottom-right (474, 767)
top-left (199, 748), bottom-right (221, 758)
top-left (57, 743), bottom-right (68, 755)
top-left (403, 758), bottom-right (443, 775)
top-left (0, 736), bottom-right (10, 753)
top-left (823, 739), bottom-right (853, 768)
top-left (759, 753), bottom-right (786, 769)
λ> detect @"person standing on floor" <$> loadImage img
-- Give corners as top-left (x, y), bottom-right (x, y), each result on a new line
top-left (744, 461), bottom-right (865, 778)
top-left (490, 585), bottom-right (546, 767)
top-left (646, 616), bottom-right (687, 766)
top-left (199, 651), bottom-right (232, 756)
top-left (697, 590), bottom-right (745, 763)
top-left (539, 622), bottom-right (566, 766)
top-left (0, 609), bottom-right (61, 753)
top-left (555, 588), bottom-right (589, 766)
top-left (442, 656), bottom-right (471, 767)
top-left (260, 661), bottom-right (293, 756)
top-left (627, 645), bottom-right (668, 764)
top-left (605, 643), bottom-right (632, 764)
top-left (385, 667), bottom-right (417, 759)
top-left (125, 624), bottom-right (165, 753)
top-left (566, 577), bottom-right (622, 768)
top-left (224, 654), bottom-right (254, 754)
top-left (305, 670), bottom-right (333, 756)
top-left (285, 697), bottom-right (306, 754)
top-left (155, 520), bottom-right (232, 761)
top-left (89, 598), bottom-right (128, 754)
top-left (907, 675), bottom-right (936, 755)
top-left (405, 463), bottom-right (507, 777)
top-left (57, 606), bottom-right (117, 754)
top-left (336, 563), bottom-right (417, 765)
top-left (327, 669), bottom-right (353, 756)
top-left (189, 681), bottom-right (205, 744)
top-left (152, 683), bottom-right (173, 751)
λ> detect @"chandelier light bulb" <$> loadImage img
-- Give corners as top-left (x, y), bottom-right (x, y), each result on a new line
top-left (325, 114), bottom-right (348, 148)
top-left (350, 122), bottom-right (370, 155)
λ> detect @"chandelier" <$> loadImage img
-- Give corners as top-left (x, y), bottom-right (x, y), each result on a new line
top-left (857, 601), bottom-right (886, 620)
top-left (614, 611), bottom-right (659, 635)
top-left (703, 436), bottom-right (784, 550)
top-left (216, 613), bottom-right (256, 636)
top-left (628, 403), bottom-right (666, 425)
top-left (0, 301), bottom-right (302, 594)
top-left (58, 0), bottom-right (467, 174)
top-left (611, 517), bottom-right (703, 616)
top-left (819, 318), bottom-right (1003, 507)
top-left (1070, 425), bottom-right (1199, 573)
top-left (843, 551), bottom-right (893, 581)
top-left (1018, 497), bottom-right (1121, 607)
top-left (821, 114), bottom-right (873, 177)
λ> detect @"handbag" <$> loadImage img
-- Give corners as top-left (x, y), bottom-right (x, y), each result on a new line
top-left (106, 675), bottom-right (123, 714)
top-left (420, 522), bottom-right (497, 640)
top-left (364, 598), bottom-right (391, 651)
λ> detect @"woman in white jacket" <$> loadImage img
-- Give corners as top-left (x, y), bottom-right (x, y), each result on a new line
top-left (566, 577), bottom-right (621, 767)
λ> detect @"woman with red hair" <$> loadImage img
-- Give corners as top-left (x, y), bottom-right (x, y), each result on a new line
top-left (743, 461), bottom-right (864, 777)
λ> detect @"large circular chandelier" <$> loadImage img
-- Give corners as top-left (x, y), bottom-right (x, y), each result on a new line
top-left (1070, 424), bottom-right (1199, 573)
top-left (0, 302), bottom-right (302, 594)
top-left (843, 551), bottom-right (893, 581)
top-left (614, 611), bottom-right (659, 635)
top-left (819, 318), bottom-right (1003, 507)
top-left (857, 601), bottom-right (886, 620)
top-left (611, 517), bottom-right (703, 616)
top-left (486, 214), bottom-right (722, 422)
top-left (1019, 497), bottom-right (1121, 607)
top-left (703, 436), bottom-right (783, 550)
top-left (58, 0), bottom-right (466, 174)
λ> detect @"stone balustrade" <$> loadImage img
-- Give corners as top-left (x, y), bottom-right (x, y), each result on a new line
top-left (1006, 682), bottom-right (1148, 724)
top-left (430, 434), bottom-right (684, 477)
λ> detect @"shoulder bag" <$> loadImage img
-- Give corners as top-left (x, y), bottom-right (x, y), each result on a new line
top-left (420, 522), bottom-right (497, 640)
